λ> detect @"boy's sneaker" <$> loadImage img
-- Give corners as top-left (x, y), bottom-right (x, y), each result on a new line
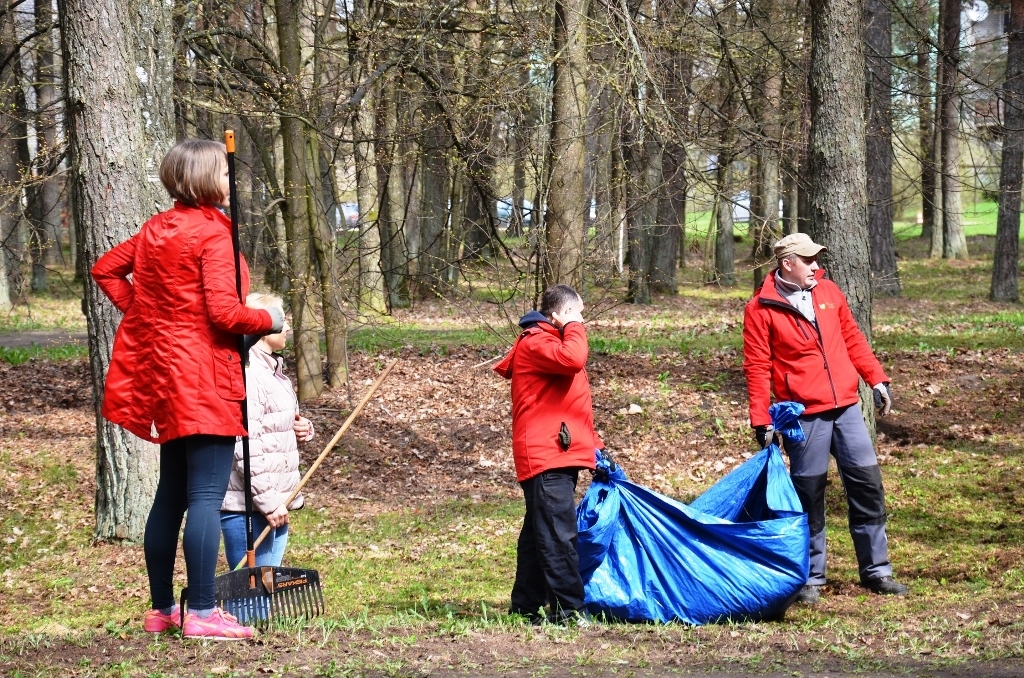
top-left (549, 609), bottom-right (592, 628)
top-left (143, 608), bottom-right (181, 633)
top-left (182, 608), bottom-right (254, 640)
top-left (509, 607), bottom-right (546, 626)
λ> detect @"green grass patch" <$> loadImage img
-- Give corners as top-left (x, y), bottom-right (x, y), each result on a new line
top-left (893, 198), bottom-right (1024, 240)
top-left (288, 500), bottom-right (522, 624)
top-left (346, 326), bottom-right (507, 354)
top-left (0, 344), bottom-right (89, 365)
top-left (589, 327), bottom-right (743, 355)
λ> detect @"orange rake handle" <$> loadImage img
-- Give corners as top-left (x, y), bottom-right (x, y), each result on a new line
top-left (232, 360), bottom-right (398, 570)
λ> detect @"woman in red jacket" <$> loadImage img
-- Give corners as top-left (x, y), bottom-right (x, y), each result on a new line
top-left (494, 284), bottom-right (601, 625)
top-left (92, 140), bottom-right (282, 640)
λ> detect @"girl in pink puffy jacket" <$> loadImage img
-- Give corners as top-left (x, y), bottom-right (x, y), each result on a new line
top-left (220, 293), bottom-right (314, 567)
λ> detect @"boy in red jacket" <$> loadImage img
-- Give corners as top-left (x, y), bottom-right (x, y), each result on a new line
top-left (494, 284), bottom-right (601, 625)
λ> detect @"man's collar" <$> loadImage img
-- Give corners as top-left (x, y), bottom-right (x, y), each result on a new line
top-left (775, 270), bottom-right (817, 293)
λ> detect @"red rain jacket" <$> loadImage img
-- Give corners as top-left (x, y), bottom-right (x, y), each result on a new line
top-left (494, 316), bottom-right (601, 482)
top-left (743, 268), bottom-right (888, 428)
top-left (92, 203), bottom-right (273, 444)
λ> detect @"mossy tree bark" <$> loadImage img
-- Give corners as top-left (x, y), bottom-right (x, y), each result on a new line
top-left (61, 0), bottom-right (174, 542)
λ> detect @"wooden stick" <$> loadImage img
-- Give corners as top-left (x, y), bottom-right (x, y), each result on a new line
top-left (232, 359), bottom-right (398, 570)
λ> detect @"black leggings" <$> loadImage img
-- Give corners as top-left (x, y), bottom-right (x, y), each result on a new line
top-left (144, 434), bottom-right (234, 611)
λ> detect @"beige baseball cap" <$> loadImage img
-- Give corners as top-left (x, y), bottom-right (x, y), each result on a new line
top-left (774, 233), bottom-right (827, 259)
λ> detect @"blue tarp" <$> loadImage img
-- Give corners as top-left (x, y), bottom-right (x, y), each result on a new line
top-left (576, 402), bottom-right (810, 624)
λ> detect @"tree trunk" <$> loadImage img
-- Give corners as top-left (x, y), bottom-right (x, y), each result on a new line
top-left (865, 0), bottom-right (900, 296)
top-left (930, 53), bottom-right (945, 258)
top-left (60, 0), bottom-right (174, 542)
top-left (30, 0), bottom-right (62, 292)
top-left (710, 1), bottom-right (738, 286)
top-left (623, 119), bottom-right (661, 305)
top-left (276, 0), bottom-right (323, 401)
top-left (939, 0), bottom-right (968, 259)
top-left (0, 9), bottom-right (20, 311)
top-left (417, 97), bottom-right (451, 299)
top-left (783, 161), bottom-right (799, 235)
top-left (307, 135), bottom-right (348, 390)
top-left (352, 0), bottom-right (387, 317)
top-left (751, 0), bottom-right (783, 291)
top-left (992, 0), bottom-right (1024, 301)
top-left (592, 86), bottom-right (619, 272)
top-left (544, 0), bottom-right (589, 288)
top-left (714, 162), bottom-right (736, 286)
top-left (378, 72), bottom-right (410, 309)
top-left (652, 144), bottom-right (684, 293)
top-left (917, 0), bottom-right (937, 244)
top-left (808, 0), bottom-right (872, 337)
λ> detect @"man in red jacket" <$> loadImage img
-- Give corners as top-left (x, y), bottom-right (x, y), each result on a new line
top-left (743, 233), bottom-right (908, 605)
top-left (494, 284), bottom-right (601, 625)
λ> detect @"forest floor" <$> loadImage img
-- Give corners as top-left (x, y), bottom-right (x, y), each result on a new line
top-left (2, 236), bottom-right (1024, 676)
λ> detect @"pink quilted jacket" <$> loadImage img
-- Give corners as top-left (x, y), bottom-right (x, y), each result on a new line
top-left (220, 347), bottom-right (304, 515)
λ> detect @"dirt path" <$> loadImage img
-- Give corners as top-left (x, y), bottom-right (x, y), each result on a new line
top-left (0, 330), bottom-right (87, 348)
top-left (3, 631), bottom-right (1023, 677)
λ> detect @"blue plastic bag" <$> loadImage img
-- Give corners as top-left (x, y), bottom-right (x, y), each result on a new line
top-left (577, 402), bottom-right (810, 624)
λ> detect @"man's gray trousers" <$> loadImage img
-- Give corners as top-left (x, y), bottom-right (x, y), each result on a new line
top-left (782, 404), bottom-right (893, 586)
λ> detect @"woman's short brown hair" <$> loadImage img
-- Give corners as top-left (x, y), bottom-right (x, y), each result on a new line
top-left (159, 139), bottom-right (226, 206)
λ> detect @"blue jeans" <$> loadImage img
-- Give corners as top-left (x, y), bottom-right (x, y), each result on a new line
top-left (220, 512), bottom-right (289, 568)
top-left (144, 434), bottom-right (235, 611)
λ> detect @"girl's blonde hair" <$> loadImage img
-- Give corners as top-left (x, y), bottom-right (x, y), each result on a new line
top-left (246, 292), bottom-right (284, 312)
top-left (159, 139), bottom-right (226, 206)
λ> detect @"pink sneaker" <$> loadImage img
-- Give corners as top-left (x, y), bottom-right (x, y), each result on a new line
top-left (182, 608), bottom-right (254, 640)
top-left (143, 607), bottom-right (181, 633)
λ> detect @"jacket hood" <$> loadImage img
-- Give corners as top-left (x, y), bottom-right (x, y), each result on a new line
top-left (519, 310), bottom-right (548, 328)
top-left (494, 312), bottom-right (553, 380)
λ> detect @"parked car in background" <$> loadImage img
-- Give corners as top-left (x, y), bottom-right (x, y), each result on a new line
top-left (731, 191), bottom-right (751, 223)
top-left (729, 192), bottom-right (783, 224)
top-left (497, 196), bottom-right (533, 228)
top-left (340, 202), bottom-right (359, 230)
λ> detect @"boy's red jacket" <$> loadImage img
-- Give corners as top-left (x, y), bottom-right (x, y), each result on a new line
top-left (743, 268), bottom-right (888, 427)
top-left (494, 313), bottom-right (601, 482)
top-left (92, 203), bottom-right (274, 444)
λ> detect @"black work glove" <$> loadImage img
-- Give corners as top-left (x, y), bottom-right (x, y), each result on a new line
top-left (872, 382), bottom-right (893, 417)
top-left (592, 449), bottom-right (617, 483)
top-left (755, 424), bottom-right (775, 449)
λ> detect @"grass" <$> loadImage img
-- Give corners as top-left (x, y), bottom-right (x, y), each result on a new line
top-left (0, 280), bottom-right (86, 334)
top-left (0, 344), bottom-right (89, 365)
top-left (346, 325), bottom-right (505, 355)
top-left (894, 199), bottom-right (1009, 240)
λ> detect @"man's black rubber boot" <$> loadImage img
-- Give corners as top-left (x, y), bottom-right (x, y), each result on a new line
top-left (794, 584), bottom-right (821, 605)
top-left (861, 576), bottom-right (909, 596)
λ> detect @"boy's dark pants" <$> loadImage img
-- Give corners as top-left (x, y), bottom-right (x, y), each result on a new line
top-left (510, 468), bottom-right (585, 618)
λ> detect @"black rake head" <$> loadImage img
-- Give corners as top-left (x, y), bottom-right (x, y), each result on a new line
top-left (182, 566), bottom-right (325, 626)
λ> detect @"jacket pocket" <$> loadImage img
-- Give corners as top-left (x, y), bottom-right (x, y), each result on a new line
top-left (213, 350), bottom-right (246, 401)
